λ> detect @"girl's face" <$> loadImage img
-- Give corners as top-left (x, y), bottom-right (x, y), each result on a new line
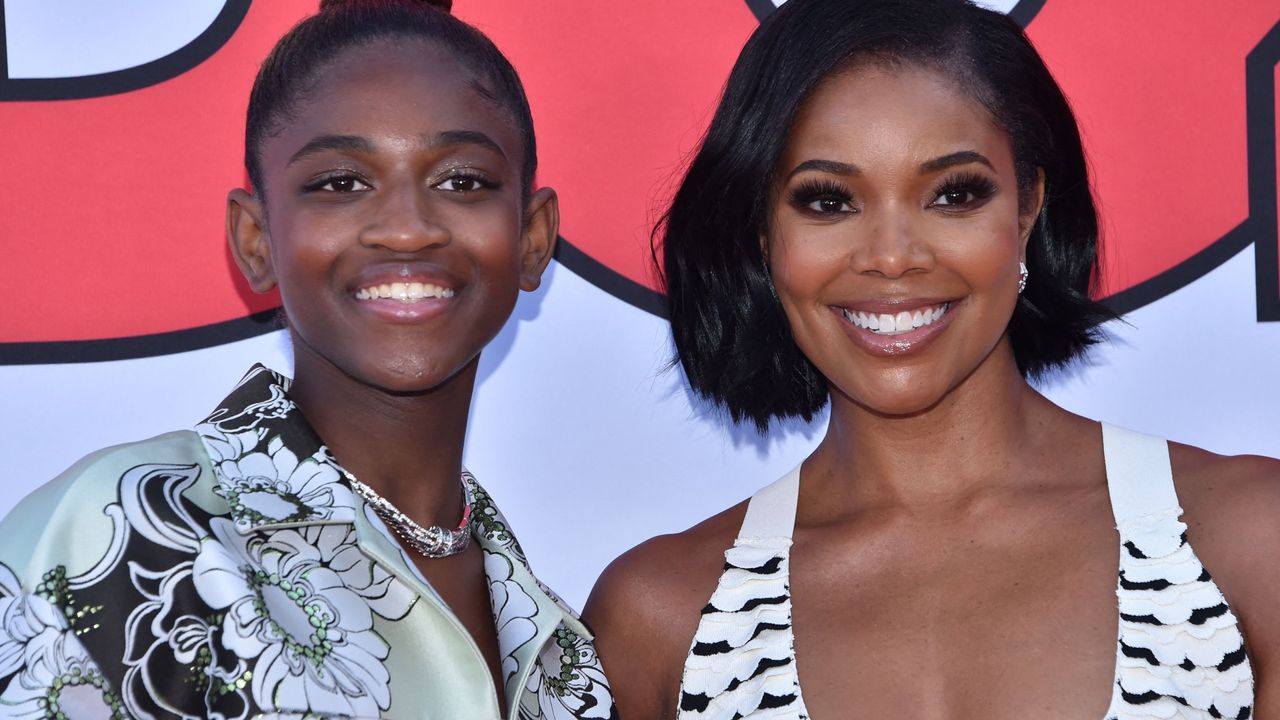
top-left (230, 37), bottom-right (555, 394)
top-left (766, 62), bottom-right (1041, 417)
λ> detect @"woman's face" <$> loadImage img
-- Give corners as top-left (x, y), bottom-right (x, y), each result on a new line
top-left (766, 62), bottom-right (1040, 416)
top-left (231, 37), bottom-right (553, 395)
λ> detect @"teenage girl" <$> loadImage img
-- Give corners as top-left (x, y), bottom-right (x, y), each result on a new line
top-left (0, 2), bottom-right (615, 718)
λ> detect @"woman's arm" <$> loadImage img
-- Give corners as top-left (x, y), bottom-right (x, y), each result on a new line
top-left (1172, 446), bottom-right (1280, 715)
top-left (583, 510), bottom-right (742, 720)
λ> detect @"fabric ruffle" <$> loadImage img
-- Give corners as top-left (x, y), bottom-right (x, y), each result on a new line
top-left (1108, 508), bottom-right (1253, 719)
top-left (677, 540), bottom-right (809, 719)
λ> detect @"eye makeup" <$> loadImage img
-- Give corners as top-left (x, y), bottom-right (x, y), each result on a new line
top-left (929, 170), bottom-right (998, 209)
top-left (788, 177), bottom-right (856, 216)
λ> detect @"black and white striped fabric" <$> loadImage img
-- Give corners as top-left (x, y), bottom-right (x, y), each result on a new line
top-left (675, 424), bottom-right (1254, 719)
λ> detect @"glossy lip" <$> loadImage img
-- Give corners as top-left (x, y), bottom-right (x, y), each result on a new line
top-left (830, 297), bottom-right (961, 357)
top-left (346, 265), bottom-right (460, 324)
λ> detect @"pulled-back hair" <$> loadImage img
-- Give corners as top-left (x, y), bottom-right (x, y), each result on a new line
top-left (244, 0), bottom-right (536, 200)
top-left (661, 0), bottom-right (1114, 431)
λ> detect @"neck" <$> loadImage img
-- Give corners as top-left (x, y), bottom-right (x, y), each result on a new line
top-left (287, 347), bottom-right (477, 529)
top-left (807, 345), bottom-right (1076, 517)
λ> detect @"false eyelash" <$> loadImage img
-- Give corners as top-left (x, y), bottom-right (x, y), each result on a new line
top-left (789, 178), bottom-right (854, 209)
top-left (932, 171), bottom-right (998, 204)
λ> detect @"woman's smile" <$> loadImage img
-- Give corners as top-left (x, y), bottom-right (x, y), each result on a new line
top-left (831, 298), bottom-right (959, 356)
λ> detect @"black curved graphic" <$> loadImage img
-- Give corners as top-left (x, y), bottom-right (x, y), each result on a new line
top-left (745, 0), bottom-right (1045, 26)
top-left (0, 236), bottom-right (661, 366)
top-left (554, 238), bottom-right (667, 318)
top-left (0, 310), bottom-right (280, 365)
top-left (1103, 18), bottom-right (1279, 320)
top-left (0, 0), bottom-right (251, 101)
top-left (0, 6), bottom-right (1275, 366)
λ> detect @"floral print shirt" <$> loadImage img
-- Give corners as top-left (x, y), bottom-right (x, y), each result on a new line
top-left (0, 365), bottom-right (616, 719)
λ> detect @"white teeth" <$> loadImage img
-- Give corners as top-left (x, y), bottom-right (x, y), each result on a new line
top-left (354, 282), bottom-right (456, 302)
top-left (842, 302), bottom-right (950, 335)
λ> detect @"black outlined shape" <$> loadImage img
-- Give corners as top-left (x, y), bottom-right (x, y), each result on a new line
top-left (0, 0), bottom-right (251, 101)
top-left (1, 5), bottom-right (1275, 365)
top-left (1103, 18), bottom-right (1279, 320)
top-left (744, 0), bottom-right (1045, 26)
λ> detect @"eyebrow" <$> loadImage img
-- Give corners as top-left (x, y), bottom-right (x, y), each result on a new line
top-left (786, 150), bottom-right (995, 180)
top-left (787, 159), bottom-right (861, 180)
top-left (287, 129), bottom-right (507, 166)
top-left (918, 150), bottom-right (994, 173)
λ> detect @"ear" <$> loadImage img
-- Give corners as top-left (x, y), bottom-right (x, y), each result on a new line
top-left (1018, 168), bottom-right (1047, 260)
top-left (518, 187), bottom-right (559, 291)
top-left (227, 188), bottom-right (277, 293)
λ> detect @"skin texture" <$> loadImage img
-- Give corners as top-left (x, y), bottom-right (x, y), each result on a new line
top-left (584, 64), bottom-right (1280, 719)
top-left (227, 37), bottom-right (559, 715)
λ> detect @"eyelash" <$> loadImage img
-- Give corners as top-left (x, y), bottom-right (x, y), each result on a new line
top-left (301, 169), bottom-right (502, 195)
top-left (789, 178), bottom-right (855, 215)
top-left (303, 172), bottom-right (371, 193)
top-left (930, 171), bottom-right (997, 209)
top-left (434, 169), bottom-right (500, 193)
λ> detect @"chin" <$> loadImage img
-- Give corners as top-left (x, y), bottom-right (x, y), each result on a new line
top-left (840, 380), bottom-right (953, 419)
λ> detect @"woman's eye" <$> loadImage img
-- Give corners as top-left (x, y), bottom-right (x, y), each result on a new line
top-left (808, 198), bottom-right (854, 214)
top-left (309, 175), bottom-right (370, 193)
top-left (930, 173), bottom-right (997, 209)
top-left (934, 190), bottom-right (974, 206)
top-left (790, 180), bottom-right (856, 215)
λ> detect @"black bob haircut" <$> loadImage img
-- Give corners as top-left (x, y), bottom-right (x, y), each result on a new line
top-left (244, 0), bottom-right (536, 202)
top-left (660, 0), bottom-right (1115, 431)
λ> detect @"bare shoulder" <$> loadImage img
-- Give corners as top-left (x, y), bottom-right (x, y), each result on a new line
top-left (1170, 442), bottom-right (1280, 550)
top-left (1171, 443), bottom-right (1280, 710)
top-left (583, 501), bottom-right (748, 719)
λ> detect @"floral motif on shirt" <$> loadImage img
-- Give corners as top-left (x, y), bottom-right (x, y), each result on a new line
top-left (193, 520), bottom-right (415, 716)
top-left (520, 626), bottom-right (617, 720)
top-left (0, 565), bottom-right (125, 719)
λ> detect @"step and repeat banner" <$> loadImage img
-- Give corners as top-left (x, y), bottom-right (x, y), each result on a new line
top-left (1, 0), bottom-right (1278, 607)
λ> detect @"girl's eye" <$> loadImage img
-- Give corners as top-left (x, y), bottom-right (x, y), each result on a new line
top-left (306, 175), bottom-right (371, 193)
top-left (434, 173), bottom-right (497, 193)
top-left (789, 179), bottom-right (856, 216)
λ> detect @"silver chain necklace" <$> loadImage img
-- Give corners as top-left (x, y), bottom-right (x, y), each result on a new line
top-left (341, 469), bottom-right (473, 558)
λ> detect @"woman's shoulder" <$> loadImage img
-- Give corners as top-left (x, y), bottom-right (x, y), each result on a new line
top-left (583, 498), bottom-right (750, 716)
top-left (1170, 441), bottom-right (1280, 543)
top-left (590, 499), bottom-right (749, 612)
top-left (1170, 442), bottom-right (1280, 709)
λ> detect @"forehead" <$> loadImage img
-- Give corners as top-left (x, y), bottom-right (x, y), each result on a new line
top-left (783, 62), bottom-right (1012, 169)
top-left (262, 36), bottom-right (520, 161)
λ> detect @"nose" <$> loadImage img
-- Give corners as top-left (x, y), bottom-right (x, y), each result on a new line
top-left (358, 183), bottom-right (449, 252)
top-left (850, 208), bottom-right (933, 279)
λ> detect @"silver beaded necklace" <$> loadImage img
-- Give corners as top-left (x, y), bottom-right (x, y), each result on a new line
top-left (342, 469), bottom-right (473, 558)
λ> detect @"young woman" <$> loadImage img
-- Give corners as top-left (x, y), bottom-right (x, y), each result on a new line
top-left (0, 2), bottom-right (614, 718)
top-left (585, 0), bottom-right (1279, 717)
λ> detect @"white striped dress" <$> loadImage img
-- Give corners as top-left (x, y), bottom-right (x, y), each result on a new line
top-left (676, 424), bottom-right (1254, 719)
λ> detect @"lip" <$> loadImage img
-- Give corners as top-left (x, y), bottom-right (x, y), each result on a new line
top-left (830, 297), bottom-right (961, 357)
top-left (346, 265), bottom-right (460, 324)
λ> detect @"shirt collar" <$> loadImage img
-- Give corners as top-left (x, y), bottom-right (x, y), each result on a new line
top-left (196, 364), bottom-right (359, 534)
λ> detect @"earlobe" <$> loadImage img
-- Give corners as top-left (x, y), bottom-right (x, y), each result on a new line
top-left (226, 188), bottom-right (277, 293)
top-left (518, 187), bottom-right (559, 292)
